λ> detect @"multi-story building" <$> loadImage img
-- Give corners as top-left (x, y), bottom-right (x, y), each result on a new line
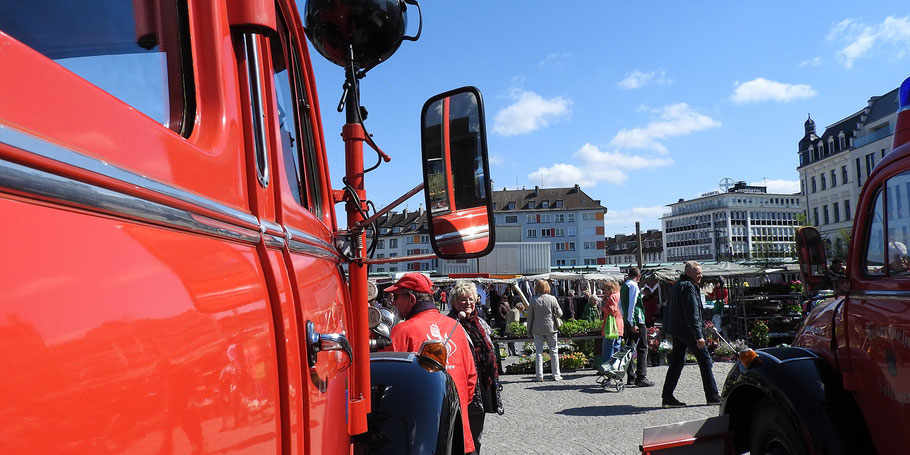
top-left (797, 86), bottom-right (900, 256)
top-left (604, 230), bottom-right (664, 265)
top-left (492, 185), bottom-right (608, 267)
top-left (369, 208), bottom-right (435, 275)
top-left (661, 182), bottom-right (802, 262)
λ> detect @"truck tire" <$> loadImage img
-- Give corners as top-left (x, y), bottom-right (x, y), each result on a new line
top-left (749, 400), bottom-right (808, 455)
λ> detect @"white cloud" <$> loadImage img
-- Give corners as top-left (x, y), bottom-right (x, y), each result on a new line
top-left (749, 179), bottom-right (801, 194)
top-left (617, 70), bottom-right (673, 90)
top-left (539, 52), bottom-right (573, 67)
top-left (528, 143), bottom-right (673, 187)
top-left (730, 78), bottom-right (817, 104)
top-left (488, 154), bottom-right (505, 166)
top-left (608, 103), bottom-right (721, 154)
top-left (828, 16), bottom-right (910, 68)
top-left (492, 90), bottom-right (571, 136)
top-left (799, 56), bottom-right (823, 67)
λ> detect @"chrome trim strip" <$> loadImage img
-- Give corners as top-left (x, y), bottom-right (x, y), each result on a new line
top-left (435, 225), bottom-right (489, 242)
top-left (244, 33), bottom-right (270, 189)
top-left (260, 220), bottom-right (285, 248)
top-left (0, 123), bottom-right (261, 231)
top-left (0, 159), bottom-right (261, 244)
top-left (851, 290), bottom-right (910, 300)
top-left (286, 226), bottom-right (340, 260)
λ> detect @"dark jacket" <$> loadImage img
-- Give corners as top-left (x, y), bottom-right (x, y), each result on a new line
top-left (664, 274), bottom-right (705, 342)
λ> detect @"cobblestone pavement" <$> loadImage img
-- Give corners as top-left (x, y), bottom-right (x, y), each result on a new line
top-left (482, 361), bottom-right (734, 455)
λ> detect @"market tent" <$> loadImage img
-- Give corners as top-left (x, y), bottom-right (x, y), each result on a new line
top-left (644, 262), bottom-right (765, 281)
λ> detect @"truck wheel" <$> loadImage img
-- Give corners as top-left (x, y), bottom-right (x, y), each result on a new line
top-left (749, 400), bottom-right (807, 455)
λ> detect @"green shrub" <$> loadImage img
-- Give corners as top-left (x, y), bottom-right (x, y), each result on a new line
top-left (749, 320), bottom-right (770, 348)
top-left (506, 322), bottom-right (527, 337)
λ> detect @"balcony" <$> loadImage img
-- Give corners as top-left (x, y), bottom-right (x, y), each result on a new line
top-left (854, 125), bottom-right (894, 148)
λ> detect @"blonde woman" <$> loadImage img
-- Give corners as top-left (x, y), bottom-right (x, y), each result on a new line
top-left (526, 279), bottom-right (563, 381)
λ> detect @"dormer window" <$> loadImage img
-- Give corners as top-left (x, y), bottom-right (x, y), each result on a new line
top-left (839, 133), bottom-right (846, 151)
top-left (506, 202), bottom-right (515, 210)
top-left (828, 137), bottom-right (835, 153)
top-left (527, 201), bottom-right (535, 209)
top-left (410, 223), bottom-right (417, 230)
top-left (541, 201), bottom-right (549, 208)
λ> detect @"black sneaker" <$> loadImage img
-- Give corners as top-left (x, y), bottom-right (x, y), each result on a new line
top-left (635, 379), bottom-right (655, 388)
top-left (706, 395), bottom-right (721, 405)
top-left (662, 397), bottom-right (687, 408)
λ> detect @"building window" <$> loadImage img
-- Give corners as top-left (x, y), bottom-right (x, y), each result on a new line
top-left (555, 243), bottom-right (564, 251)
top-left (506, 202), bottom-right (515, 210)
top-left (823, 205), bottom-right (829, 224)
top-left (555, 200), bottom-right (564, 208)
top-left (845, 200), bottom-right (852, 220)
top-left (505, 215), bottom-right (518, 223)
top-left (834, 202), bottom-right (840, 223)
top-left (540, 214), bottom-right (552, 223)
top-left (527, 229), bottom-right (537, 238)
top-left (555, 259), bottom-right (566, 266)
top-left (820, 174), bottom-right (826, 190)
top-left (568, 227), bottom-right (576, 236)
top-left (567, 242), bottom-right (576, 251)
top-left (554, 214), bottom-right (565, 223)
top-left (882, 148), bottom-right (887, 159)
top-left (801, 179), bottom-right (806, 195)
top-left (541, 201), bottom-right (549, 208)
top-left (541, 228), bottom-right (552, 236)
top-left (527, 214), bottom-right (536, 223)
top-left (842, 165), bottom-right (848, 184)
top-left (811, 177), bottom-right (817, 193)
top-left (856, 158), bottom-right (862, 186)
top-left (420, 235), bottom-right (429, 244)
top-left (377, 239), bottom-right (385, 249)
top-left (568, 213), bottom-right (576, 222)
top-left (831, 169), bottom-right (837, 187)
top-left (866, 153), bottom-right (876, 178)
top-left (839, 135), bottom-right (846, 150)
top-left (584, 241), bottom-right (596, 249)
top-left (554, 228), bottom-right (565, 237)
top-left (389, 239), bottom-right (398, 248)
top-left (582, 212), bottom-right (595, 220)
top-left (527, 201), bottom-right (535, 209)
top-left (813, 207), bottom-right (819, 226)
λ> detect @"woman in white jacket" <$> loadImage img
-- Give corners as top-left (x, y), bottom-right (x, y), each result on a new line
top-left (526, 279), bottom-right (563, 381)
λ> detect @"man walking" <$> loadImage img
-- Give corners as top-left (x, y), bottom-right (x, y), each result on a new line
top-left (620, 267), bottom-right (653, 387)
top-left (661, 261), bottom-right (720, 408)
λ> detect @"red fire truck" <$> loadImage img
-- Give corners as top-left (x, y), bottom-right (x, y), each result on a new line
top-left (719, 76), bottom-right (910, 455)
top-left (0, 0), bottom-right (493, 453)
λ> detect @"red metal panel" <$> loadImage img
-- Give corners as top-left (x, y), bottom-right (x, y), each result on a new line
top-left (0, 196), bottom-right (280, 454)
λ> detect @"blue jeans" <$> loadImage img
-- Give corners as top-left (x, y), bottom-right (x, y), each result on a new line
top-left (661, 336), bottom-right (719, 401)
top-left (601, 337), bottom-right (621, 362)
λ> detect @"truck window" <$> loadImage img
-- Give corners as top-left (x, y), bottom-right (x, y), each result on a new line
top-left (887, 171), bottom-right (910, 276)
top-left (864, 189), bottom-right (885, 276)
top-left (270, 11), bottom-right (322, 217)
top-left (0, 0), bottom-right (195, 136)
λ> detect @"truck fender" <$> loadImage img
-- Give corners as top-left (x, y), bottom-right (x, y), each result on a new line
top-left (354, 351), bottom-right (464, 455)
top-left (720, 347), bottom-right (873, 455)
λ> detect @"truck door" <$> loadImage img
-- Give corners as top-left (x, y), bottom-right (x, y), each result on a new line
top-left (262, 4), bottom-right (352, 455)
top-left (848, 169), bottom-right (910, 454)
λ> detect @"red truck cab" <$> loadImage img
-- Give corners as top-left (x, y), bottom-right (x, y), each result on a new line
top-left (721, 76), bottom-right (910, 455)
top-left (0, 0), bottom-right (494, 454)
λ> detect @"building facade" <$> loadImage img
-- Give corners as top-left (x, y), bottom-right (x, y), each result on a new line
top-left (492, 185), bottom-right (608, 267)
top-left (370, 208), bottom-right (435, 275)
top-left (661, 182), bottom-right (802, 262)
top-left (604, 230), bottom-right (664, 265)
top-left (797, 86), bottom-right (899, 256)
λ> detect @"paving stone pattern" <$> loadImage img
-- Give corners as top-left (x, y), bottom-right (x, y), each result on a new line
top-left (482, 361), bottom-right (734, 455)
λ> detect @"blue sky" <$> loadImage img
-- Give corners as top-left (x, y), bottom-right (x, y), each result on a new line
top-left (306, 1), bottom-right (910, 236)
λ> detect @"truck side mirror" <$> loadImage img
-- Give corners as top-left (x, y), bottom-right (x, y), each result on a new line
top-left (795, 226), bottom-right (828, 292)
top-left (420, 86), bottom-right (495, 259)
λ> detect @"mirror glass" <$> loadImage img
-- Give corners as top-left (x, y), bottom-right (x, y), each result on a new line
top-left (795, 226), bottom-right (828, 291)
top-left (421, 87), bottom-right (495, 259)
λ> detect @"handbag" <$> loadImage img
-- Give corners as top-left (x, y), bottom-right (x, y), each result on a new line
top-left (604, 315), bottom-right (619, 339)
top-left (552, 302), bottom-right (563, 330)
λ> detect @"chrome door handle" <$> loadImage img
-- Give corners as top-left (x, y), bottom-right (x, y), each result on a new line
top-left (306, 320), bottom-right (352, 371)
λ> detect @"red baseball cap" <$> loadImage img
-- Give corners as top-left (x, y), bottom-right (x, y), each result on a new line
top-left (385, 273), bottom-right (434, 294)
